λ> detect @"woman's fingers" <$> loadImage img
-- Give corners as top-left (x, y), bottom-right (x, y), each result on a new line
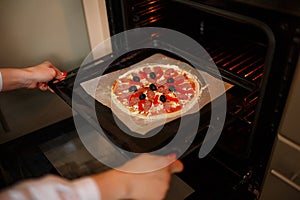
top-left (43, 61), bottom-right (67, 81)
top-left (38, 82), bottom-right (48, 91)
top-left (166, 153), bottom-right (184, 173)
top-left (170, 160), bottom-right (184, 173)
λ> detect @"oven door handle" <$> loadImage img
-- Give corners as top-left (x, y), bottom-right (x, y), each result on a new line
top-left (47, 70), bottom-right (70, 94)
top-left (47, 78), bottom-right (59, 94)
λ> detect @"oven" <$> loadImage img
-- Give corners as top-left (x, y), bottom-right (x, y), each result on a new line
top-left (49, 0), bottom-right (300, 199)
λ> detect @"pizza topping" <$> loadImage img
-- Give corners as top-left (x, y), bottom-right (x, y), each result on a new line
top-left (133, 76), bottom-right (140, 82)
top-left (163, 102), bottom-right (172, 112)
top-left (138, 100), bottom-right (152, 112)
top-left (139, 93), bottom-right (146, 100)
top-left (158, 85), bottom-right (169, 93)
top-left (129, 85), bottom-right (138, 92)
top-left (176, 85), bottom-right (194, 94)
top-left (147, 90), bottom-right (155, 100)
top-left (154, 67), bottom-right (163, 79)
top-left (138, 100), bottom-right (145, 111)
top-left (175, 92), bottom-right (189, 100)
top-left (180, 83), bottom-right (192, 89)
top-left (168, 85), bottom-right (176, 92)
top-left (149, 72), bottom-right (156, 79)
top-left (154, 95), bottom-right (160, 106)
top-left (159, 95), bottom-right (167, 102)
top-left (157, 79), bottom-right (167, 85)
top-left (174, 77), bottom-right (185, 85)
top-left (175, 75), bottom-right (185, 82)
top-left (167, 77), bottom-right (174, 83)
top-left (171, 105), bottom-right (182, 112)
top-left (143, 67), bottom-right (152, 74)
top-left (165, 68), bottom-right (178, 78)
top-left (165, 94), bottom-right (179, 103)
top-left (114, 84), bottom-right (131, 93)
top-left (129, 96), bottom-right (139, 106)
top-left (149, 83), bottom-right (157, 91)
top-left (139, 71), bottom-right (147, 79)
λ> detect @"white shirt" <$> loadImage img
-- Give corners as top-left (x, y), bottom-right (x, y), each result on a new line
top-left (0, 72), bottom-right (100, 199)
top-left (0, 175), bottom-right (101, 200)
top-left (0, 73), bottom-right (101, 199)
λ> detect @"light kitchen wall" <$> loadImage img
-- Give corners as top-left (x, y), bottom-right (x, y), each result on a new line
top-left (0, 0), bottom-right (93, 143)
top-left (0, 0), bottom-right (91, 68)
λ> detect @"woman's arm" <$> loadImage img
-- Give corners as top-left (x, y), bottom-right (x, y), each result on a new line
top-left (0, 61), bottom-right (66, 92)
top-left (0, 154), bottom-right (183, 200)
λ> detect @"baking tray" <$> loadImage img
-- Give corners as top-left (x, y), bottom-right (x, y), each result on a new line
top-left (49, 49), bottom-right (226, 154)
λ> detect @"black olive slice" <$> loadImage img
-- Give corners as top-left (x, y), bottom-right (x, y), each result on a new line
top-left (168, 85), bottom-right (176, 92)
top-left (129, 85), bottom-right (137, 92)
top-left (160, 95), bottom-right (166, 102)
top-left (167, 78), bottom-right (174, 83)
top-left (133, 76), bottom-right (140, 82)
top-left (139, 93), bottom-right (146, 100)
top-left (149, 72), bottom-right (156, 79)
top-left (149, 83), bottom-right (157, 91)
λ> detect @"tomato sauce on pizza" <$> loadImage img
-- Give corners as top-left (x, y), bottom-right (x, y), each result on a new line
top-left (111, 64), bottom-right (200, 119)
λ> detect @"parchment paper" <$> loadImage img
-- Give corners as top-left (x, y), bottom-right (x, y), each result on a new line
top-left (80, 54), bottom-right (233, 135)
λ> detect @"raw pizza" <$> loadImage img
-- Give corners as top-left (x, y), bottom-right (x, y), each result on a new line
top-left (111, 64), bottom-right (201, 119)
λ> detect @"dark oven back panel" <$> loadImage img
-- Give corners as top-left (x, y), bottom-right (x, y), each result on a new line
top-left (107, 0), bottom-right (270, 91)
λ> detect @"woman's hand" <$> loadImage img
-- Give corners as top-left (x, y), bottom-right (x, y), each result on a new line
top-left (23, 61), bottom-right (67, 91)
top-left (91, 153), bottom-right (184, 200)
top-left (0, 61), bottom-right (67, 92)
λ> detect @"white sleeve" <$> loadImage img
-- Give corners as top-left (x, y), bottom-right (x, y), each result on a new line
top-left (0, 175), bottom-right (101, 200)
top-left (0, 71), bottom-right (3, 92)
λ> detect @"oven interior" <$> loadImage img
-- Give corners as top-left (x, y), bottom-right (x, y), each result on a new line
top-left (105, 0), bottom-right (271, 165)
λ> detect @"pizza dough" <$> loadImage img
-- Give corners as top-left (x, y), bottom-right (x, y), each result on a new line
top-left (111, 64), bottom-right (201, 120)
